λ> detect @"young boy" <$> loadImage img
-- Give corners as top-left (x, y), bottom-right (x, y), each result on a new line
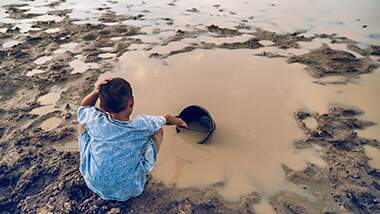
top-left (77, 77), bottom-right (187, 201)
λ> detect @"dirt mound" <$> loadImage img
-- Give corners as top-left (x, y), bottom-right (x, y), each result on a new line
top-left (288, 44), bottom-right (378, 78)
top-left (271, 106), bottom-right (380, 213)
top-left (252, 29), bottom-right (313, 49)
top-left (207, 24), bottom-right (242, 37)
top-left (0, 146), bottom-right (259, 213)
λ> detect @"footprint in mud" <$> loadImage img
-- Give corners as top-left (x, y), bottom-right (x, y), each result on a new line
top-left (39, 116), bottom-right (63, 131)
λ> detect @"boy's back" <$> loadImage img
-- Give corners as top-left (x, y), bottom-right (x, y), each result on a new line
top-left (78, 106), bottom-right (166, 200)
top-left (77, 78), bottom-right (186, 201)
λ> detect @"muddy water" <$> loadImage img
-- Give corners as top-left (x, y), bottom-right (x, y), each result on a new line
top-left (30, 86), bottom-right (64, 115)
top-left (98, 49), bottom-right (326, 200)
top-left (96, 47), bottom-right (380, 205)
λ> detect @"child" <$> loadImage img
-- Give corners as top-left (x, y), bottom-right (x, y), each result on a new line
top-left (77, 77), bottom-right (187, 201)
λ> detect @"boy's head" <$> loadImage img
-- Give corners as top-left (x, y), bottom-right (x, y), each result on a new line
top-left (99, 78), bottom-right (133, 113)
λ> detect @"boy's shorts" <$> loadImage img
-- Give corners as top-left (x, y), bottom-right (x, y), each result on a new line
top-left (142, 130), bottom-right (163, 174)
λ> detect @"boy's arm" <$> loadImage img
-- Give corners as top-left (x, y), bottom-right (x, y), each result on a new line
top-left (80, 79), bottom-right (110, 106)
top-left (80, 90), bottom-right (98, 106)
top-left (164, 114), bottom-right (187, 128)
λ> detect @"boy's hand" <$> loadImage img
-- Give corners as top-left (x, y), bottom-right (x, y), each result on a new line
top-left (95, 78), bottom-right (112, 92)
top-left (176, 118), bottom-right (188, 129)
top-left (164, 114), bottom-right (188, 129)
top-left (80, 78), bottom-right (112, 106)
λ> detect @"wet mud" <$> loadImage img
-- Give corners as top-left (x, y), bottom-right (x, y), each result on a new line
top-left (271, 106), bottom-right (380, 214)
top-left (288, 44), bottom-right (379, 78)
top-left (1, 0), bottom-right (380, 213)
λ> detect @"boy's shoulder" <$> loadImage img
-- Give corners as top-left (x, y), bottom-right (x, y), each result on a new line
top-left (77, 106), bottom-right (105, 125)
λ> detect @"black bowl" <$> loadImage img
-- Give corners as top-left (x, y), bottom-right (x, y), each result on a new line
top-left (176, 105), bottom-right (216, 144)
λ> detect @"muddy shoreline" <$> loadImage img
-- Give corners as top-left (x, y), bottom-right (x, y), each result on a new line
top-left (1, 2), bottom-right (380, 213)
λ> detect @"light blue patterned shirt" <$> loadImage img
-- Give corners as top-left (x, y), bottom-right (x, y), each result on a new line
top-left (77, 106), bottom-right (166, 201)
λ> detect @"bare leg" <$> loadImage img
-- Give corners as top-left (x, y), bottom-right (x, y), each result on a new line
top-left (151, 128), bottom-right (163, 152)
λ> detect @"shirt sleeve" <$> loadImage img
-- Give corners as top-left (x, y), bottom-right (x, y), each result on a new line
top-left (77, 106), bottom-right (101, 125)
top-left (138, 115), bottom-right (166, 135)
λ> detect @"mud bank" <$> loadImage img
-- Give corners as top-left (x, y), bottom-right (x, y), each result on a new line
top-left (1, 105), bottom-right (379, 213)
top-left (1, 1), bottom-right (380, 213)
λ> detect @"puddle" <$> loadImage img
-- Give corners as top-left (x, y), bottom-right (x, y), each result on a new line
top-left (95, 49), bottom-right (339, 201)
top-left (254, 199), bottom-right (275, 214)
top-left (99, 52), bottom-right (116, 59)
top-left (55, 140), bottom-right (79, 151)
top-left (54, 42), bottom-right (79, 54)
top-left (70, 55), bottom-right (98, 74)
top-left (30, 105), bottom-right (56, 116)
top-left (38, 86), bottom-right (63, 105)
top-left (26, 69), bottom-right (46, 77)
top-left (31, 86), bottom-right (64, 115)
top-left (259, 40), bottom-right (275, 46)
top-left (34, 56), bottom-right (54, 65)
top-left (45, 28), bottom-right (60, 33)
top-left (92, 48), bottom-right (380, 201)
top-left (110, 37), bottom-right (123, 41)
top-left (303, 117), bottom-right (318, 130)
top-left (364, 145), bottom-right (380, 169)
top-left (2, 40), bottom-right (21, 48)
top-left (39, 117), bottom-right (63, 131)
top-left (99, 47), bottom-right (115, 52)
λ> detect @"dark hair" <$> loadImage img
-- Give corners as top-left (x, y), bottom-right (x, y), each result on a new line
top-left (99, 78), bottom-right (133, 113)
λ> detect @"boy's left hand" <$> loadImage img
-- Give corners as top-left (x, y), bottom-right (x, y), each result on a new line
top-left (95, 78), bottom-right (112, 92)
